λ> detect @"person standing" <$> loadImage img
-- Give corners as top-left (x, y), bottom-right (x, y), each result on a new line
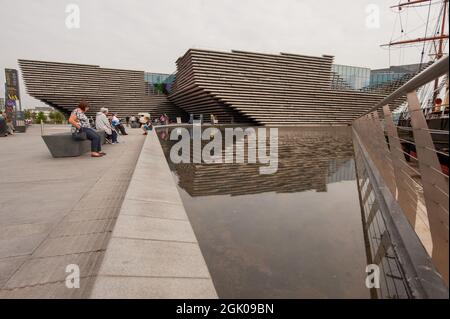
top-left (129, 115), bottom-right (136, 128)
top-left (68, 101), bottom-right (105, 158)
top-left (5, 115), bottom-right (15, 135)
top-left (159, 114), bottom-right (165, 125)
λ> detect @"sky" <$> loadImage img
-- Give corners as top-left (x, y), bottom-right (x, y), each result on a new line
top-left (0, 0), bottom-right (448, 108)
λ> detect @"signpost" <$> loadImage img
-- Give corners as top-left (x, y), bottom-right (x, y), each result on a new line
top-left (5, 68), bottom-right (26, 132)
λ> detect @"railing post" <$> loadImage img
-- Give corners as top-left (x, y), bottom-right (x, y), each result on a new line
top-left (407, 91), bottom-right (449, 285)
top-left (354, 112), bottom-right (397, 198)
top-left (383, 104), bottom-right (419, 227)
top-left (366, 111), bottom-right (397, 196)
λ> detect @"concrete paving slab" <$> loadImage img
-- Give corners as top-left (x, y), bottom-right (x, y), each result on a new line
top-left (125, 178), bottom-right (181, 204)
top-left (131, 168), bottom-right (177, 185)
top-left (0, 223), bottom-right (54, 240)
top-left (72, 199), bottom-right (124, 211)
top-left (91, 276), bottom-right (217, 299)
top-left (4, 251), bottom-right (104, 289)
top-left (120, 199), bottom-right (188, 221)
top-left (0, 256), bottom-right (28, 288)
top-left (49, 219), bottom-right (116, 238)
top-left (0, 233), bottom-right (49, 259)
top-left (113, 215), bottom-right (197, 243)
top-left (32, 233), bottom-right (110, 258)
top-left (0, 277), bottom-right (95, 299)
top-left (97, 237), bottom-right (211, 278)
top-left (66, 207), bottom-right (121, 222)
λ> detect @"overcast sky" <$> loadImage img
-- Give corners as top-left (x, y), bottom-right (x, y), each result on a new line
top-left (0, 0), bottom-right (448, 108)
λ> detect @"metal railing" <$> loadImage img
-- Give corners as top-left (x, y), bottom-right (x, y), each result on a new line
top-left (352, 56), bottom-right (449, 297)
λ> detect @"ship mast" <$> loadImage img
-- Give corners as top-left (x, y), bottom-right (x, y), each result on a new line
top-left (436, 0), bottom-right (448, 59)
top-left (382, 0), bottom-right (449, 102)
top-left (434, 0), bottom-right (448, 101)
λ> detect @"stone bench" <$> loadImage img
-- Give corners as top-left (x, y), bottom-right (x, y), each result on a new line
top-left (0, 118), bottom-right (8, 136)
top-left (42, 130), bottom-right (105, 158)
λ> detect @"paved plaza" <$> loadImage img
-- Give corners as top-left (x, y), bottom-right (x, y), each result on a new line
top-left (0, 125), bottom-right (145, 298)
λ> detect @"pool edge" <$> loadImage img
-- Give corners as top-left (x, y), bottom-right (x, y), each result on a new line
top-left (90, 130), bottom-right (218, 299)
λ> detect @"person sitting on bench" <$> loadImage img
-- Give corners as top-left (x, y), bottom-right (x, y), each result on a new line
top-left (69, 101), bottom-right (105, 158)
top-left (112, 113), bottom-right (128, 135)
top-left (142, 117), bottom-right (153, 135)
top-left (96, 107), bottom-right (118, 144)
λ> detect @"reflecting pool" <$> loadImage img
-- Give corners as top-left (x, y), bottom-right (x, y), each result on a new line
top-left (157, 126), bottom-right (370, 298)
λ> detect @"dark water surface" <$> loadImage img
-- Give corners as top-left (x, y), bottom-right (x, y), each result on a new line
top-left (157, 126), bottom-right (370, 298)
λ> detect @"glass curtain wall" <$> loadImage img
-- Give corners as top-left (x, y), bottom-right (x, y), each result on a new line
top-left (331, 65), bottom-right (371, 91)
top-left (144, 72), bottom-right (176, 95)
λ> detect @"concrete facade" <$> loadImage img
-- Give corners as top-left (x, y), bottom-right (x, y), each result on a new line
top-left (169, 49), bottom-right (410, 125)
top-left (18, 60), bottom-right (186, 120)
top-left (18, 48), bottom-right (421, 127)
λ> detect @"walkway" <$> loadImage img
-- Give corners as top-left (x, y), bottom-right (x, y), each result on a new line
top-left (0, 125), bottom-right (145, 298)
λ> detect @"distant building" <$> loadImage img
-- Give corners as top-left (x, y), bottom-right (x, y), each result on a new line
top-left (331, 63), bottom-right (426, 91)
top-left (19, 50), bottom-right (426, 126)
top-left (369, 63), bottom-right (425, 88)
top-left (28, 106), bottom-right (54, 116)
top-left (34, 106), bottom-right (54, 112)
top-left (19, 59), bottom-right (185, 120)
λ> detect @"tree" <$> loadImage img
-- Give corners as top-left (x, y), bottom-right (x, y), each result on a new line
top-left (23, 109), bottom-right (32, 119)
top-left (48, 110), bottom-right (65, 124)
top-left (48, 111), bottom-right (58, 123)
top-left (54, 111), bottom-right (65, 124)
top-left (48, 111), bottom-right (55, 122)
top-left (35, 111), bottom-right (47, 124)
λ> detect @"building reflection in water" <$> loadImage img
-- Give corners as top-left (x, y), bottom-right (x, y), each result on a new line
top-left (158, 127), bottom-right (356, 196)
top-left (157, 126), bottom-right (370, 298)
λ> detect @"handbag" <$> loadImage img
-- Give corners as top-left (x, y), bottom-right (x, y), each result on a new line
top-left (72, 128), bottom-right (87, 141)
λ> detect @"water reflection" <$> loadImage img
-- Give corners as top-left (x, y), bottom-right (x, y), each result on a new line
top-left (157, 126), bottom-right (370, 298)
